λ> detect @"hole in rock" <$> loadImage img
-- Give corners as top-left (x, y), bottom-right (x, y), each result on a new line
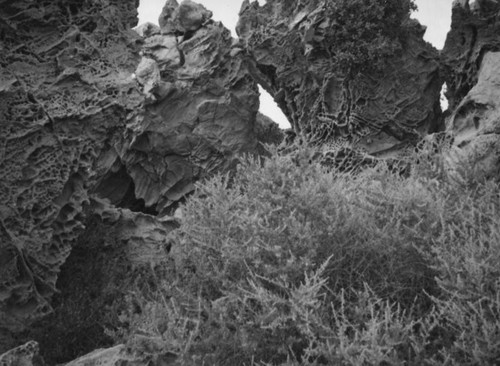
top-left (93, 165), bottom-right (158, 215)
top-left (259, 86), bottom-right (291, 129)
top-left (24, 215), bottom-right (166, 364)
top-left (137, 1), bottom-right (291, 130)
top-left (440, 83), bottom-right (449, 111)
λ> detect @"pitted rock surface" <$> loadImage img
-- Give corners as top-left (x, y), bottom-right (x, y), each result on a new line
top-left (444, 51), bottom-right (500, 181)
top-left (441, 0), bottom-right (500, 181)
top-left (0, 0), bottom-right (143, 333)
top-left (237, 0), bottom-right (443, 157)
top-left (0, 0), bottom-right (259, 334)
top-left (441, 0), bottom-right (500, 110)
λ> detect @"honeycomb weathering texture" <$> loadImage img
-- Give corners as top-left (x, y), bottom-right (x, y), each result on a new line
top-left (237, 0), bottom-right (443, 157)
top-left (0, 0), bottom-right (259, 333)
top-left (0, 0), bottom-right (143, 331)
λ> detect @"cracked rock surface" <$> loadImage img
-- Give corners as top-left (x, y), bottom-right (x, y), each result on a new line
top-left (0, 0), bottom-right (259, 339)
top-left (442, 0), bottom-right (500, 181)
top-left (237, 0), bottom-right (443, 157)
top-left (0, 0), bottom-right (143, 334)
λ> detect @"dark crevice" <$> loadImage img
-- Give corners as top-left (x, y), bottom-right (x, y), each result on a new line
top-left (93, 164), bottom-right (158, 216)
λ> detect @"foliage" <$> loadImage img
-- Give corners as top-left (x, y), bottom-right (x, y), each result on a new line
top-left (321, 0), bottom-right (417, 74)
top-left (114, 144), bottom-right (500, 365)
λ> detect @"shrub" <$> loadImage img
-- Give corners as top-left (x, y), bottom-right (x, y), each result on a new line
top-left (321, 0), bottom-right (417, 74)
top-left (114, 144), bottom-right (500, 365)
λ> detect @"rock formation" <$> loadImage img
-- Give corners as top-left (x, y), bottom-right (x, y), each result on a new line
top-left (2, 0), bottom-right (500, 364)
top-left (111, 0), bottom-right (259, 214)
top-left (0, 0), bottom-right (143, 337)
top-left (0, 0), bottom-right (259, 342)
top-left (237, 0), bottom-right (443, 158)
top-left (441, 0), bottom-right (500, 181)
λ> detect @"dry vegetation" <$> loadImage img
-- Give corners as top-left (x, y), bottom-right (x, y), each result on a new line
top-left (112, 144), bottom-right (500, 365)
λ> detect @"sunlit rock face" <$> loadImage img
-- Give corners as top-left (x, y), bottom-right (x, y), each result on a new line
top-left (441, 0), bottom-right (500, 181)
top-left (0, 0), bottom-right (259, 337)
top-left (237, 0), bottom-right (443, 158)
top-left (0, 0), bottom-right (143, 334)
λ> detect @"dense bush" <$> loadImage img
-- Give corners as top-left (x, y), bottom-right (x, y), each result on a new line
top-left (321, 0), bottom-right (417, 74)
top-left (116, 144), bottom-right (500, 365)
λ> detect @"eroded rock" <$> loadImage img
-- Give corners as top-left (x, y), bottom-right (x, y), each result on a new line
top-left (0, 0), bottom-right (259, 340)
top-left (442, 0), bottom-right (500, 110)
top-left (114, 2), bottom-right (259, 214)
top-left (0, 0), bottom-right (143, 335)
top-left (237, 0), bottom-right (443, 157)
top-left (159, 0), bottom-right (213, 34)
top-left (441, 0), bottom-right (500, 181)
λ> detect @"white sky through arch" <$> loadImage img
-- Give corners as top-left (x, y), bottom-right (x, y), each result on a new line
top-left (137, 0), bottom-right (453, 128)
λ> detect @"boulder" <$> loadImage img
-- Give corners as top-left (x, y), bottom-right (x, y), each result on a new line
top-left (159, 0), bottom-right (213, 34)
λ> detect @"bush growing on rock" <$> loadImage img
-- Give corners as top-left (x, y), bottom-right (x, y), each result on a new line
top-left (317, 0), bottom-right (417, 74)
top-left (111, 144), bottom-right (500, 365)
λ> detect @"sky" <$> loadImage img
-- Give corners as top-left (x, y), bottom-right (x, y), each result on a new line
top-left (137, 0), bottom-right (453, 128)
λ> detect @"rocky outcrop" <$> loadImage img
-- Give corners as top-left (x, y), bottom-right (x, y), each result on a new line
top-left (106, 0), bottom-right (259, 214)
top-left (441, 0), bottom-right (500, 181)
top-left (0, 0), bottom-right (259, 338)
top-left (237, 0), bottom-right (443, 157)
top-left (0, 0), bottom-right (143, 335)
top-left (441, 0), bottom-right (500, 110)
top-left (21, 199), bottom-right (178, 364)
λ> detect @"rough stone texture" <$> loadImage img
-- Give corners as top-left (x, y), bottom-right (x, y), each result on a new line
top-left (110, 1), bottom-right (259, 214)
top-left (444, 51), bottom-right (500, 181)
top-left (441, 0), bottom-right (500, 181)
top-left (21, 199), bottom-right (177, 364)
top-left (237, 0), bottom-right (443, 158)
top-left (0, 340), bottom-right (44, 366)
top-left (0, 0), bottom-right (259, 338)
top-left (441, 0), bottom-right (500, 110)
top-left (0, 0), bottom-right (143, 334)
top-left (159, 0), bottom-right (212, 34)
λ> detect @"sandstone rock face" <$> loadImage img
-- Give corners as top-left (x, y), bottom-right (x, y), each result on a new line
top-left (441, 0), bottom-right (500, 181)
top-left (237, 0), bottom-right (443, 157)
top-left (0, 0), bottom-right (142, 334)
top-left (442, 0), bottom-right (500, 110)
top-left (112, 1), bottom-right (259, 214)
top-left (444, 51), bottom-right (500, 181)
top-left (21, 200), bottom-right (177, 364)
top-left (0, 0), bottom-right (259, 336)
